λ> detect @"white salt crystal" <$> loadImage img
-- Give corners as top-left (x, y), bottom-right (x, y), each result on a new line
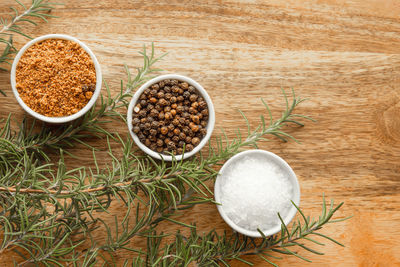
top-left (219, 155), bottom-right (293, 232)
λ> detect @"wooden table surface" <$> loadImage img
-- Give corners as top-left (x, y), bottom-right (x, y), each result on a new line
top-left (1, 0), bottom-right (400, 266)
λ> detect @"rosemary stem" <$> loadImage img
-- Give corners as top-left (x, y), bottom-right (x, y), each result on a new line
top-left (0, 6), bottom-right (32, 34)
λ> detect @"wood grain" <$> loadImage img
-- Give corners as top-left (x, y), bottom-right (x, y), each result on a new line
top-left (1, 0), bottom-right (400, 266)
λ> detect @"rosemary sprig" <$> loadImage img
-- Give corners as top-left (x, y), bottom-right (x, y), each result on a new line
top-left (136, 196), bottom-right (346, 266)
top-left (0, 0), bottom-right (58, 67)
top-left (0, 0), bottom-right (58, 96)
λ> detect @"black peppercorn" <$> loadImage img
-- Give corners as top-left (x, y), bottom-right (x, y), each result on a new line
top-left (192, 137), bottom-right (200, 146)
top-left (191, 102), bottom-right (199, 109)
top-left (172, 135), bottom-right (179, 143)
top-left (188, 86), bottom-right (195, 93)
top-left (146, 104), bottom-right (154, 111)
top-left (149, 129), bottom-right (157, 136)
top-left (140, 99), bottom-right (147, 107)
top-left (178, 140), bottom-right (185, 148)
top-left (145, 139), bottom-right (151, 147)
top-left (190, 107), bottom-right (197, 115)
top-left (172, 86), bottom-right (180, 94)
top-left (167, 141), bottom-right (176, 150)
top-left (191, 125), bottom-right (199, 133)
top-left (151, 121), bottom-right (159, 129)
top-left (189, 94), bottom-right (197, 102)
top-left (200, 128), bottom-right (207, 137)
top-left (179, 82), bottom-right (189, 90)
top-left (192, 115), bottom-right (200, 124)
top-left (133, 117), bottom-right (140, 125)
top-left (150, 89), bottom-right (157, 96)
top-left (150, 109), bottom-right (159, 117)
top-left (186, 144), bottom-right (194, 151)
top-left (139, 110), bottom-right (147, 118)
top-left (151, 84), bottom-right (159, 90)
top-left (133, 126), bottom-right (140, 133)
top-left (182, 126), bottom-right (190, 135)
top-left (150, 143), bottom-right (157, 151)
top-left (164, 86), bottom-right (171, 92)
top-left (160, 126), bottom-right (168, 135)
top-left (183, 91), bottom-right (190, 99)
top-left (199, 101), bottom-right (207, 110)
top-left (182, 112), bottom-right (190, 119)
top-left (185, 136), bottom-right (192, 144)
top-left (172, 119), bottom-right (179, 126)
top-left (173, 128), bottom-right (180, 135)
top-left (165, 112), bottom-right (172, 120)
top-left (156, 139), bottom-right (163, 147)
top-left (179, 132), bottom-right (186, 140)
top-left (159, 98), bottom-right (168, 106)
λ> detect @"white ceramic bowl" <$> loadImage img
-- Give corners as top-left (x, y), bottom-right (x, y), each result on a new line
top-left (214, 149), bottom-right (301, 238)
top-left (10, 34), bottom-right (102, 124)
top-left (127, 74), bottom-right (215, 161)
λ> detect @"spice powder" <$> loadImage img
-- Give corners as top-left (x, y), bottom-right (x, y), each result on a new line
top-left (15, 39), bottom-right (96, 117)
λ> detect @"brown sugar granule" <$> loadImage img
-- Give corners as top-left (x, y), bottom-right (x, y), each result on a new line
top-left (15, 39), bottom-right (97, 117)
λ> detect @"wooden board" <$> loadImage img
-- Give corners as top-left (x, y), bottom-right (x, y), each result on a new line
top-left (1, 0), bottom-right (400, 266)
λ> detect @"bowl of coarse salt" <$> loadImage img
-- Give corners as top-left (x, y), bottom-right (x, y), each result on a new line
top-left (214, 149), bottom-right (300, 238)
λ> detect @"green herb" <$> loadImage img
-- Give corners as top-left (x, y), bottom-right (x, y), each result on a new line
top-left (131, 196), bottom-right (347, 266)
top-left (0, 0), bottom-right (59, 95)
top-left (0, 44), bottom-right (349, 266)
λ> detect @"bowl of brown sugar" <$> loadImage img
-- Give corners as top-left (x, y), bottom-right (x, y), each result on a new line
top-left (10, 34), bottom-right (102, 123)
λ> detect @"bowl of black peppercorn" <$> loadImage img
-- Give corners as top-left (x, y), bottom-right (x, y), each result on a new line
top-left (127, 74), bottom-right (215, 161)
